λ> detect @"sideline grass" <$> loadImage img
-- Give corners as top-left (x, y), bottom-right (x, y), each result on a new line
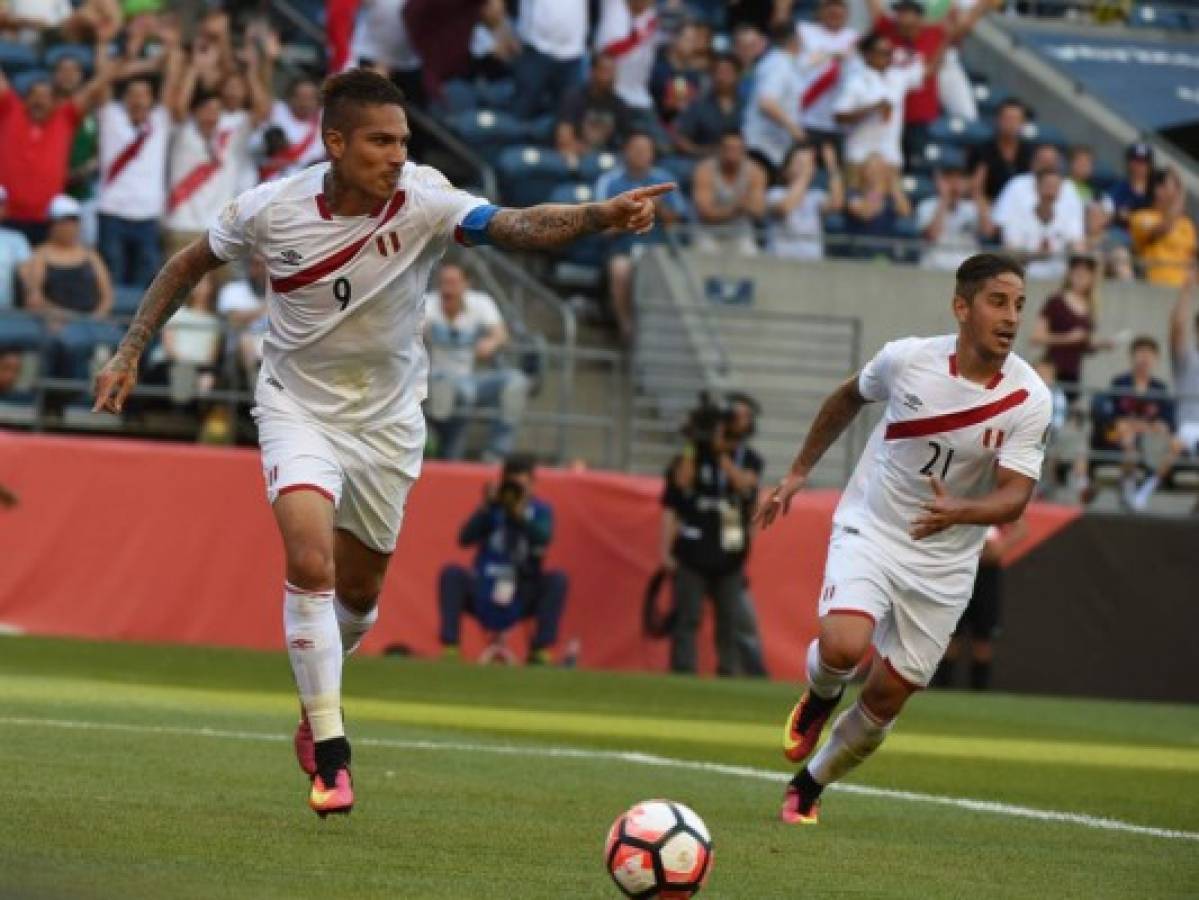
top-left (2, 636), bottom-right (1197, 899)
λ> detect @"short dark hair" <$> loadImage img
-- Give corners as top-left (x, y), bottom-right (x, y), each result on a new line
top-left (1131, 335), bottom-right (1160, 355)
top-left (770, 23), bottom-right (798, 46)
top-left (712, 52), bottom-right (741, 73)
top-left (996, 98), bottom-right (1025, 117)
top-left (190, 89), bottom-right (220, 113)
top-left (718, 128), bottom-right (744, 143)
top-left (955, 253), bottom-right (1025, 301)
top-left (857, 31), bottom-right (889, 56)
top-left (321, 68), bottom-right (405, 136)
top-left (502, 454), bottom-right (536, 480)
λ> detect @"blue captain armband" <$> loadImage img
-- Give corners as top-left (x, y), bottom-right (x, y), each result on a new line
top-left (454, 204), bottom-right (501, 247)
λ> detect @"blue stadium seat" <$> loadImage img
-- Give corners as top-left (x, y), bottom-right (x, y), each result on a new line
top-left (919, 142), bottom-right (967, 171)
top-left (475, 79), bottom-right (516, 109)
top-left (447, 109), bottom-right (529, 165)
top-left (579, 151), bottom-right (621, 184)
top-left (497, 146), bottom-right (576, 207)
top-left (43, 44), bottom-right (94, 74)
top-left (1021, 120), bottom-right (1067, 149)
top-left (0, 311), bottom-right (46, 351)
top-left (822, 211), bottom-right (852, 260)
top-left (0, 40), bottom-right (39, 74)
top-left (928, 116), bottom-right (994, 148)
top-left (10, 68), bottom-right (50, 95)
top-left (901, 172), bottom-right (935, 205)
top-left (113, 284), bottom-right (143, 317)
top-left (522, 113), bottom-right (557, 146)
top-left (1129, 5), bottom-right (1186, 30)
top-left (438, 80), bottom-right (479, 115)
top-left (972, 83), bottom-right (1009, 118)
top-left (549, 183), bottom-right (604, 268)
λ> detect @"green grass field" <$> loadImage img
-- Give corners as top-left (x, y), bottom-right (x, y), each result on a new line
top-left (2, 636), bottom-right (1197, 899)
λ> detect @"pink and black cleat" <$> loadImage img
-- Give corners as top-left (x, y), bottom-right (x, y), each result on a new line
top-left (779, 787), bottom-right (821, 826)
top-left (309, 768), bottom-right (354, 819)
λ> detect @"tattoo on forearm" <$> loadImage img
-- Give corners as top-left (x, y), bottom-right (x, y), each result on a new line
top-left (487, 203), bottom-right (607, 251)
top-left (119, 246), bottom-right (214, 362)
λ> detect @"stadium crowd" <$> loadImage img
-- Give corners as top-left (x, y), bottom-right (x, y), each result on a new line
top-left (0, 0), bottom-right (1195, 495)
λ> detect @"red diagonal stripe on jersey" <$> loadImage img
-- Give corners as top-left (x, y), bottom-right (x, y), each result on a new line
top-left (271, 191), bottom-right (406, 294)
top-left (884, 389), bottom-right (1029, 441)
top-left (802, 61), bottom-right (840, 110)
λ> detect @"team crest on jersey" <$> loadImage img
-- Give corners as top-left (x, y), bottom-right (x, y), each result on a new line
top-left (376, 230), bottom-right (402, 257)
top-left (982, 428), bottom-right (1006, 449)
top-left (279, 249), bottom-right (303, 265)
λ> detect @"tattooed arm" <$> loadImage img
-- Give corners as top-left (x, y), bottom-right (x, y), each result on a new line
top-left (92, 237), bottom-right (226, 412)
top-left (485, 183), bottom-right (677, 251)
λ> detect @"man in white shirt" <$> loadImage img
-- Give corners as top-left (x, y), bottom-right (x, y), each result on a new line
top-left (595, 0), bottom-right (658, 112)
top-left (93, 69), bottom-right (675, 819)
top-left (424, 262), bottom-right (529, 461)
top-left (216, 254), bottom-right (269, 386)
top-left (917, 164), bottom-right (992, 272)
top-left (743, 25), bottom-right (807, 181)
top-left (833, 31), bottom-right (927, 174)
top-left (96, 41), bottom-right (185, 288)
top-left (759, 252), bottom-right (1051, 826)
top-left (513, 0), bottom-right (588, 119)
top-left (992, 144), bottom-right (1084, 237)
top-left (797, 0), bottom-right (859, 151)
top-left (1003, 169), bottom-right (1085, 282)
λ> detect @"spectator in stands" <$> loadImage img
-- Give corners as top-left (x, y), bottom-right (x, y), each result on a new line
top-left (1068, 145), bottom-right (1099, 205)
top-left (1099, 336), bottom-right (1185, 511)
top-left (743, 24), bottom-right (807, 182)
top-left (96, 26), bottom-right (184, 289)
top-left (216, 254), bottom-right (268, 388)
top-left (595, 0), bottom-right (658, 114)
top-left (867, 0), bottom-right (994, 163)
top-left (650, 17), bottom-right (707, 124)
top-left (1106, 142), bottom-right (1155, 232)
top-left (556, 53), bottom-right (632, 158)
top-left (438, 454), bottom-right (567, 665)
top-left (0, 57), bottom-right (108, 244)
top-left (0, 186), bottom-right (31, 309)
top-left (424, 262), bottom-right (530, 462)
top-left (147, 274), bottom-right (222, 407)
top-left (1170, 275), bottom-right (1199, 461)
top-left (1029, 254), bottom-right (1112, 404)
top-left (797, 0), bottom-right (859, 155)
top-left (691, 130), bottom-right (766, 257)
top-left (917, 163), bottom-right (992, 272)
top-left (726, 0), bottom-right (797, 33)
top-left (349, 0), bottom-right (425, 105)
top-left (258, 76), bottom-right (323, 182)
top-left (595, 131), bottom-right (684, 343)
top-left (469, 0), bottom-right (522, 83)
top-left (766, 141), bottom-right (844, 261)
top-left (50, 53), bottom-right (86, 101)
top-left (672, 53), bottom-right (742, 158)
top-left (509, 0), bottom-right (588, 120)
top-left (992, 144), bottom-right (1084, 240)
top-left (404, 0), bottom-right (509, 99)
top-left (834, 31), bottom-right (930, 181)
top-left (1003, 169), bottom-right (1086, 282)
top-left (968, 98), bottom-right (1033, 202)
top-left (1131, 168), bottom-right (1196, 289)
top-left (845, 151), bottom-right (912, 259)
top-left (22, 195), bottom-right (112, 382)
top-left (731, 23), bottom-right (768, 100)
top-left (0, 349), bottom-right (20, 397)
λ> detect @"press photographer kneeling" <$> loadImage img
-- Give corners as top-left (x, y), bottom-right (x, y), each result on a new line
top-left (438, 455), bottom-right (567, 664)
top-left (661, 395), bottom-right (763, 676)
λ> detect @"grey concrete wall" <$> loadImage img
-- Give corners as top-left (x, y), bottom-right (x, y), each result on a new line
top-left (685, 253), bottom-right (1180, 390)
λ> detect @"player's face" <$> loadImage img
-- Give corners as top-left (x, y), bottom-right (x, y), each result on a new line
top-left (955, 273), bottom-right (1025, 360)
top-left (329, 104), bottom-right (410, 202)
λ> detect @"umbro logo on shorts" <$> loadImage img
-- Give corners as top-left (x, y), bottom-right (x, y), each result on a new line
top-left (279, 249), bottom-right (304, 265)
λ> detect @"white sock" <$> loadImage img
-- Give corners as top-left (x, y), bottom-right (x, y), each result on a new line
top-left (283, 583), bottom-right (343, 742)
top-left (334, 596), bottom-right (378, 657)
top-left (807, 701), bottom-right (892, 786)
top-left (806, 639), bottom-right (854, 700)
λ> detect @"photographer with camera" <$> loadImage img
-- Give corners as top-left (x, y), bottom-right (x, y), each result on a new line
top-left (724, 393), bottom-right (770, 678)
top-left (437, 454), bottom-right (568, 664)
top-left (661, 393), bottom-right (764, 677)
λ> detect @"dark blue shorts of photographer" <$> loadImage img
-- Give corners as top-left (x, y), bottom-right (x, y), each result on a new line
top-left (437, 456), bottom-right (567, 663)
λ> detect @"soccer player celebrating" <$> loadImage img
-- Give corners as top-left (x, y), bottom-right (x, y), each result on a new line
top-left (757, 253), bottom-right (1051, 825)
top-left (92, 69), bottom-right (674, 818)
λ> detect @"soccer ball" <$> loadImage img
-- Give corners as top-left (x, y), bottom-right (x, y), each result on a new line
top-left (604, 799), bottom-right (713, 898)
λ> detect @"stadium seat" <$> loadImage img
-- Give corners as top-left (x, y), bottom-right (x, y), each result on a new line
top-left (973, 83), bottom-right (1010, 118)
top-left (446, 109), bottom-right (529, 165)
top-left (55, 319), bottom-right (126, 383)
top-left (548, 183), bottom-right (604, 269)
top-left (521, 113), bottom-right (557, 146)
top-left (901, 172), bottom-right (935, 205)
top-left (1129, 5), bottom-right (1187, 30)
top-left (10, 68), bottom-right (49, 95)
top-left (474, 79), bottom-right (516, 109)
top-left (0, 40), bottom-right (39, 74)
top-left (579, 151), bottom-right (620, 184)
top-left (0, 311), bottom-right (46, 351)
top-left (497, 146), bottom-right (576, 208)
top-left (43, 44), bottom-right (94, 74)
top-left (1021, 120), bottom-right (1067, 149)
top-left (928, 116), bottom-right (994, 148)
top-left (113, 284), bottom-right (143, 318)
top-left (438, 80), bottom-right (479, 115)
top-left (918, 142), bottom-right (967, 172)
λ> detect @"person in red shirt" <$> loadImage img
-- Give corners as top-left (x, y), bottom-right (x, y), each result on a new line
top-left (0, 50), bottom-right (111, 244)
top-left (868, 0), bottom-right (996, 166)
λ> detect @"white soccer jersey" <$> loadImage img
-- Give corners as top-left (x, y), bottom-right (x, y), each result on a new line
top-left (797, 21), bottom-right (859, 133)
top-left (207, 161), bottom-right (489, 428)
top-left (835, 334), bottom-right (1052, 601)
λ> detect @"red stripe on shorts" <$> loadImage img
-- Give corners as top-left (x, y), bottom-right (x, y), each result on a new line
top-left (277, 483), bottom-right (335, 503)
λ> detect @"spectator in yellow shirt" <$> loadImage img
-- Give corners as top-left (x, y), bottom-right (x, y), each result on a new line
top-left (1131, 168), bottom-right (1196, 288)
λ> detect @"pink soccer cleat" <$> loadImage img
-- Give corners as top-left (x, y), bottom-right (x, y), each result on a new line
top-left (779, 787), bottom-right (820, 826)
top-left (309, 768), bottom-right (354, 818)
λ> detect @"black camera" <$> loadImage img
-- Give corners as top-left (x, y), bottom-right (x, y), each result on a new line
top-left (682, 392), bottom-right (727, 456)
top-left (497, 477), bottom-right (526, 507)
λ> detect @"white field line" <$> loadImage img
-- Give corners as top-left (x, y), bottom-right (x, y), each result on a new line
top-left (2, 715), bottom-right (1196, 844)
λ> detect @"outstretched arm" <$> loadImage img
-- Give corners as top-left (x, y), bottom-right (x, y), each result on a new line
top-left (92, 238), bottom-right (226, 412)
top-left (756, 374), bottom-right (869, 528)
top-left (484, 183), bottom-right (676, 252)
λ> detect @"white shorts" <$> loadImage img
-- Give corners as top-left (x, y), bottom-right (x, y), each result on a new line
top-left (817, 527), bottom-right (970, 689)
top-left (254, 394), bottom-right (425, 554)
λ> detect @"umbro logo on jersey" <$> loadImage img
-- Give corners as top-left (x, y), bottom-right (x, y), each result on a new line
top-left (279, 249), bottom-right (303, 265)
top-left (902, 393), bottom-right (923, 411)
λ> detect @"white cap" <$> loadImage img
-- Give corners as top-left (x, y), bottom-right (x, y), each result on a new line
top-left (48, 194), bottom-right (82, 220)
